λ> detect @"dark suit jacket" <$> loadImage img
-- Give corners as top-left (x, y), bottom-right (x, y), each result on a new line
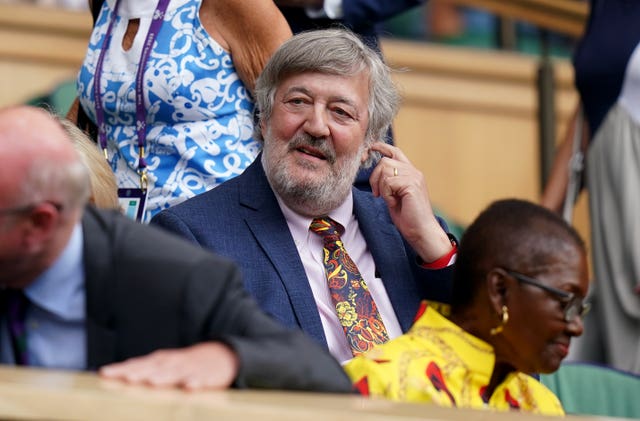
top-left (279, 0), bottom-right (424, 49)
top-left (151, 158), bottom-right (453, 348)
top-left (82, 206), bottom-right (351, 392)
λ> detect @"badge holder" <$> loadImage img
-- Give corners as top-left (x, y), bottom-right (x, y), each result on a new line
top-left (118, 167), bottom-right (148, 222)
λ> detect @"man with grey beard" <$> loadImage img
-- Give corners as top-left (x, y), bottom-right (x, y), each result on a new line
top-left (151, 28), bottom-right (456, 365)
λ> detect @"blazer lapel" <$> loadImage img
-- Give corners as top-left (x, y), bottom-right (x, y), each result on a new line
top-left (239, 159), bottom-right (327, 346)
top-left (353, 190), bottom-right (420, 332)
top-left (82, 208), bottom-right (117, 370)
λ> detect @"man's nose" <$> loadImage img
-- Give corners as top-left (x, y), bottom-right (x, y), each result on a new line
top-left (303, 106), bottom-right (330, 138)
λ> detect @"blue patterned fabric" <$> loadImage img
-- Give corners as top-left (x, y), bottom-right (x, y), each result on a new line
top-left (77, 0), bottom-right (259, 221)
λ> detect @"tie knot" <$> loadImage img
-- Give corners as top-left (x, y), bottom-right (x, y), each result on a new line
top-left (5, 289), bottom-right (28, 317)
top-left (310, 217), bottom-right (343, 238)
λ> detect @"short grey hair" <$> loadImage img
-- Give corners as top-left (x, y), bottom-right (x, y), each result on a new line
top-left (254, 28), bottom-right (400, 145)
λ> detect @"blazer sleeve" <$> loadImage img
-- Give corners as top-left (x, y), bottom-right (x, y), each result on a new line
top-left (406, 215), bottom-right (455, 304)
top-left (150, 209), bottom-right (200, 244)
top-left (342, 0), bottom-right (424, 30)
top-left (184, 254), bottom-right (353, 393)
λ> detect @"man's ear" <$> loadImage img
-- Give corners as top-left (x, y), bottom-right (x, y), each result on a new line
top-left (259, 118), bottom-right (267, 141)
top-left (22, 203), bottom-right (59, 252)
top-left (360, 147), bottom-right (370, 164)
top-left (361, 140), bottom-right (382, 167)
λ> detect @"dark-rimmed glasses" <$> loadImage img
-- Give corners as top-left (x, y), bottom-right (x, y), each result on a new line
top-left (503, 269), bottom-right (590, 323)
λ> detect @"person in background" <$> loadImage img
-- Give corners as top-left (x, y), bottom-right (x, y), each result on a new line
top-left (68, 0), bottom-right (292, 221)
top-left (274, 0), bottom-right (424, 49)
top-left (58, 116), bottom-right (119, 209)
top-left (151, 28), bottom-right (456, 365)
top-left (345, 199), bottom-right (589, 416)
top-left (541, 0), bottom-right (640, 373)
top-left (0, 105), bottom-right (352, 393)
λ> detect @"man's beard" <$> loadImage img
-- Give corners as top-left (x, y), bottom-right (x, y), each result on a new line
top-left (262, 131), bottom-right (365, 217)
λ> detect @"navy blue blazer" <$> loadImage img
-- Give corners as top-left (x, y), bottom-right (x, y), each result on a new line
top-left (151, 157), bottom-right (453, 347)
top-left (278, 0), bottom-right (424, 49)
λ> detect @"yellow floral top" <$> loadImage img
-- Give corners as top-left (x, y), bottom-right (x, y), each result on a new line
top-left (344, 302), bottom-right (564, 416)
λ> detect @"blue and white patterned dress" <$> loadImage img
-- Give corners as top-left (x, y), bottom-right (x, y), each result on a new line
top-left (77, 0), bottom-right (260, 222)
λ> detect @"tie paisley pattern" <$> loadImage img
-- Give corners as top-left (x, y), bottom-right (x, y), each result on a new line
top-left (310, 217), bottom-right (389, 356)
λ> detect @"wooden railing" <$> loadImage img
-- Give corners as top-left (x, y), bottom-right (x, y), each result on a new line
top-left (0, 3), bottom-right (90, 108)
top-left (449, 0), bottom-right (589, 38)
top-left (0, 365), bottom-right (620, 421)
top-left (0, 3), bottom-right (90, 65)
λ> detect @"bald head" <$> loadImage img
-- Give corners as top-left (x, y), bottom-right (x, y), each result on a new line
top-left (0, 106), bottom-right (90, 211)
top-left (0, 106), bottom-right (91, 288)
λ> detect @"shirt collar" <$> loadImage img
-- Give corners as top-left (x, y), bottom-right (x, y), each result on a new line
top-left (414, 304), bottom-right (496, 379)
top-left (274, 189), bottom-right (355, 237)
top-left (25, 223), bottom-right (85, 320)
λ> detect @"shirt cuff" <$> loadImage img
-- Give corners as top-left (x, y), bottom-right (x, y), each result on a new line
top-left (419, 234), bottom-right (458, 270)
top-left (305, 0), bottom-right (343, 19)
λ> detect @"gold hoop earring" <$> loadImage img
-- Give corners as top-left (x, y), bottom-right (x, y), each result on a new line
top-left (490, 305), bottom-right (509, 336)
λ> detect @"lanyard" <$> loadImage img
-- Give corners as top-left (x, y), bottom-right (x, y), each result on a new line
top-left (93, 0), bottom-right (171, 189)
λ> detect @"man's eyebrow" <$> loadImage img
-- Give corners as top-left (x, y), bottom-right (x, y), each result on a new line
top-left (282, 86), bottom-right (361, 117)
top-left (283, 86), bottom-right (312, 97)
top-left (283, 86), bottom-right (359, 107)
top-left (330, 95), bottom-right (358, 109)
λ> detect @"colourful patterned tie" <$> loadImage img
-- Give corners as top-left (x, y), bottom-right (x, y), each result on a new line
top-left (5, 289), bottom-right (29, 365)
top-left (310, 217), bottom-right (389, 356)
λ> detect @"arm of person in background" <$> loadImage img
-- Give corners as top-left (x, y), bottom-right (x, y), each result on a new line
top-left (368, 142), bottom-right (454, 265)
top-left (100, 253), bottom-right (353, 392)
top-left (540, 105), bottom-right (590, 213)
top-left (342, 0), bottom-right (425, 28)
top-left (274, 0), bottom-right (424, 26)
top-left (66, 98), bottom-right (81, 125)
top-left (202, 0), bottom-right (292, 93)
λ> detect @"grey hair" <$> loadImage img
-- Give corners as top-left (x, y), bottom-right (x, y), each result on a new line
top-left (254, 28), bottom-right (400, 146)
top-left (57, 117), bottom-right (119, 209)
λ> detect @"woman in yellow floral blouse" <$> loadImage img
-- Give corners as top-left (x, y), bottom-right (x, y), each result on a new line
top-left (345, 199), bottom-right (590, 416)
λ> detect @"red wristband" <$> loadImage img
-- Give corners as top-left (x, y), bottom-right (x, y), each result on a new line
top-left (420, 235), bottom-right (458, 270)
